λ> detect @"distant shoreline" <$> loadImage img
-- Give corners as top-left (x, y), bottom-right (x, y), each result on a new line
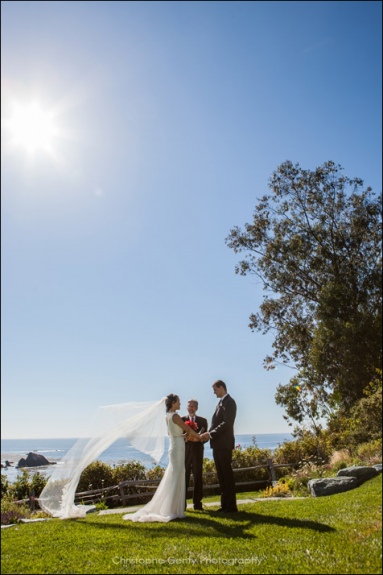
top-left (1, 433), bottom-right (293, 484)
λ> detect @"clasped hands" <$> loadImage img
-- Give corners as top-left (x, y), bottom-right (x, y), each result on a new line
top-left (183, 432), bottom-right (210, 442)
top-left (199, 432), bottom-right (210, 442)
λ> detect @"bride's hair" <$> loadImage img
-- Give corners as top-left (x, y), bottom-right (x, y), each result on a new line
top-left (165, 394), bottom-right (179, 412)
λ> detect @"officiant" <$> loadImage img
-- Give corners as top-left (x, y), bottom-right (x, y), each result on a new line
top-left (182, 399), bottom-right (208, 511)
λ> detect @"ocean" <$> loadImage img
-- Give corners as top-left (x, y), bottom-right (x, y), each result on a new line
top-left (1, 433), bottom-right (293, 484)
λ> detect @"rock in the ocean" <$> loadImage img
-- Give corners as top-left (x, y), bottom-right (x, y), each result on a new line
top-left (16, 452), bottom-right (55, 468)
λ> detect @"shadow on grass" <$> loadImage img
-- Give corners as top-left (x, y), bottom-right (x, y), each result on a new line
top-left (77, 508), bottom-right (335, 540)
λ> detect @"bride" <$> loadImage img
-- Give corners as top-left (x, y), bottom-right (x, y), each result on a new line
top-left (38, 394), bottom-right (202, 521)
top-left (124, 394), bottom-right (202, 522)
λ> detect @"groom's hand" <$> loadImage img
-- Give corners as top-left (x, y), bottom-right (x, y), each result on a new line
top-left (200, 432), bottom-right (210, 442)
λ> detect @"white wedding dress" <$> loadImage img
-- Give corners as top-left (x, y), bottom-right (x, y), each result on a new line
top-left (123, 412), bottom-right (186, 522)
top-left (39, 398), bottom-right (169, 519)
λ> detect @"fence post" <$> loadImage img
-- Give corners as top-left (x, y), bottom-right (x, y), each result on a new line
top-left (29, 489), bottom-right (36, 511)
top-left (267, 458), bottom-right (278, 487)
top-left (119, 484), bottom-right (126, 506)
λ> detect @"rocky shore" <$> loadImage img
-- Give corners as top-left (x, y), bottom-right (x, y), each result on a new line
top-left (15, 452), bottom-right (56, 469)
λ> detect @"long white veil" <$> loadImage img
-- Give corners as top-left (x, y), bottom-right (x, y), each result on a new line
top-left (38, 397), bottom-right (167, 519)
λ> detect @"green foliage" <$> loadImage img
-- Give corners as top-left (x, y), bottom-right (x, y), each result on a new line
top-left (1, 498), bottom-right (31, 525)
top-left (110, 460), bottom-right (148, 504)
top-left (356, 438), bottom-right (382, 464)
top-left (146, 465), bottom-right (165, 481)
top-left (6, 470), bottom-right (48, 501)
top-left (325, 370), bottom-right (382, 450)
top-left (273, 428), bottom-right (332, 467)
top-left (76, 460), bottom-right (149, 507)
top-left (231, 445), bottom-right (271, 481)
top-left (226, 160), bottom-right (382, 427)
top-left (201, 458), bottom-right (217, 485)
top-left (95, 500), bottom-right (109, 510)
top-left (6, 470), bottom-right (31, 501)
top-left (1, 473), bottom-right (10, 498)
top-left (350, 369), bottom-right (382, 439)
top-left (328, 449), bottom-right (354, 471)
top-left (77, 460), bottom-right (115, 492)
top-left (111, 460), bottom-right (146, 485)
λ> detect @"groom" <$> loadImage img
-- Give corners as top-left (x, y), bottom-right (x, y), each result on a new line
top-left (200, 380), bottom-right (238, 513)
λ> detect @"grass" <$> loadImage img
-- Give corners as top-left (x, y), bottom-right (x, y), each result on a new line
top-left (1, 476), bottom-right (381, 574)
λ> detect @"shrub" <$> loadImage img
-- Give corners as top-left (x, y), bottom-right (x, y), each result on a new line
top-left (111, 460), bottom-right (147, 485)
top-left (95, 501), bottom-right (109, 511)
top-left (202, 458), bottom-right (217, 485)
top-left (7, 470), bottom-right (48, 501)
top-left (146, 465), bottom-right (165, 481)
top-left (273, 429), bottom-right (331, 467)
top-left (351, 370), bottom-right (382, 441)
top-left (1, 473), bottom-right (9, 498)
top-left (356, 439), bottom-right (382, 465)
top-left (261, 482), bottom-right (292, 498)
top-left (77, 461), bottom-right (115, 492)
top-left (112, 461), bottom-right (150, 506)
top-left (325, 371), bottom-right (382, 451)
top-left (328, 449), bottom-right (354, 472)
top-left (1, 498), bottom-right (31, 525)
top-left (232, 445), bottom-right (271, 482)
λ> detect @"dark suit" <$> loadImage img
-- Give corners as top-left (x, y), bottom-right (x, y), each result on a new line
top-left (209, 394), bottom-right (237, 512)
top-left (182, 414), bottom-right (208, 509)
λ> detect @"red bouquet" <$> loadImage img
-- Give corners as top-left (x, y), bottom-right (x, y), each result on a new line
top-left (184, 419), bottom-right (200, 442)
top-left (185, 420), bottom-right (198, 432)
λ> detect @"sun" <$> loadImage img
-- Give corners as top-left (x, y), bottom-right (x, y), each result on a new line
top-left (6, 101), bottom-right (57, 154)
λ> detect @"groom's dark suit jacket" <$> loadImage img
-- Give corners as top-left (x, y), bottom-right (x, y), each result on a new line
top-left (209, 394), bottom-right (236, 450)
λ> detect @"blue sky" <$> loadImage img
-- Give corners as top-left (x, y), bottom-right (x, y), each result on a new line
top-left (2, 1), bottom-right (382, 438)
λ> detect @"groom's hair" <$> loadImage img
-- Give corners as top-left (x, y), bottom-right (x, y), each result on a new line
top-left (213, 380), bottom-right (227, 391)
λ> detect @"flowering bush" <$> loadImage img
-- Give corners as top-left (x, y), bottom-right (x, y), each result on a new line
top-left (261, 482), bottom-right (292, 498)
top-left (1, 498), bottom-right (31, 525)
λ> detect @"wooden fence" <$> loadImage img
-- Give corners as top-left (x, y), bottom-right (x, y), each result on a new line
top-left (72, 459), bottom-right (296, 507)
top-left (21, 459), bottom-right (296, 510)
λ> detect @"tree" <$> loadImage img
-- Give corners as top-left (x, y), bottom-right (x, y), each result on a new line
top-left (226, 160), bottom-right (382, 426)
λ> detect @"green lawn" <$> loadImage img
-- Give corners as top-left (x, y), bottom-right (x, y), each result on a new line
top-left (1, 476), bottom-right (381, 574)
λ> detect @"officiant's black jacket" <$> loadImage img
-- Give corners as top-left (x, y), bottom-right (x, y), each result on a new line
top-left (209, 394), bottom-right (236, 450)
top-left (182, 415), bottom-right (208, 442)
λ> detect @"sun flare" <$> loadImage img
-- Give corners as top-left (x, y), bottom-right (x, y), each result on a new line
top-left (6, 102), bottom-right (57, 154)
